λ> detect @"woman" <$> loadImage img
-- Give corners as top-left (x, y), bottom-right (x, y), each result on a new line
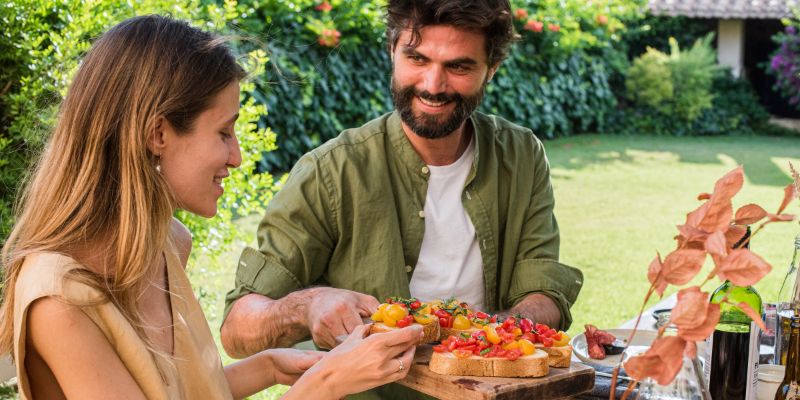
top-left (0, 15), bottom-right (420, 399)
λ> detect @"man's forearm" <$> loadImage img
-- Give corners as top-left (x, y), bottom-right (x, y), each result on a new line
top-left (498, 293), bottom-right (562, 330)
top-left (221, 290), bottom-right (319, 358)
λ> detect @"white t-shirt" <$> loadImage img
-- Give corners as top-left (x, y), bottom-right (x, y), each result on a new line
top-left (409, 138), bottom-right (485, 311)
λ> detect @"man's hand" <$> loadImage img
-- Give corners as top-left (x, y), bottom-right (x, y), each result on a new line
top-left (305, 287), bottom-right (380, 349)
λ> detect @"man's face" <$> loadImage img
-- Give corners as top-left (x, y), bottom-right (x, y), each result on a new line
top-left (391, 25), bottom-right (497, 139)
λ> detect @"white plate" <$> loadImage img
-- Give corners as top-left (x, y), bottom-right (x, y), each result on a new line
top-left (570, 328), bottom-right (658, 369)
top-left (570, 328), bottom-right (707, 370)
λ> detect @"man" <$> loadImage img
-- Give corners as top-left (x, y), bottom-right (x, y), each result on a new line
top-left (222, 0), bottom-right (582, 380)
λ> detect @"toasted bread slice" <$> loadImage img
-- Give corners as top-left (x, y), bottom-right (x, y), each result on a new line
top-left (535, 344), bottom-right (572, 368)
top-left (370, 321), bottom-right (440, 344)
top-left (429, 349), bottom-right (549, 378)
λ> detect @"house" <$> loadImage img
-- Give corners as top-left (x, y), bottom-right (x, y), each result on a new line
top-left (649, 0), bottom-right (800, 117)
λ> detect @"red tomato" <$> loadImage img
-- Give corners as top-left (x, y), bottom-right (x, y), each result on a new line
top-left (475, 311), bottom-right (489, 320)
top-left (552, 333), bottom-right (562, 341)
top-left (519, 318), bottom-right (533, 333)
top-left (490, 315), bottom-right (497, 323)
top-left (396, 315), bottom-right (414, 328)
top-left (447, 316), bottom-right (454, 328)
top-left (472, 330), bottom-right (487, 340)
top-left (434, 309), bottom-right (450, 319)
top-left (547, 328), bottom-right (558, 337)
top-left (433, 345), bottom-right (446, 353)
top-left (438, 317), bottom-right (449, 327)
top-left (541, 337), bottom-right (554, 347)
top-left (535, 323), bottom-right (548, 333)
top-left (505, 349), bottom-right (522, 361)
top-left (448, 340), bottom-right (458, 352)
top-left (409, 300), bottom-right (421, 310)
top-left (502, 317), bottom-right (516, 330)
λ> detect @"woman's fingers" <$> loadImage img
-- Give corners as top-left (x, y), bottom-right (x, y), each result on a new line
top-left (373, 325), bottom-right (423, 348)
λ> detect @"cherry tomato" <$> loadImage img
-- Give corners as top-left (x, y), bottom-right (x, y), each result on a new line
top-left (396, 315), bottom-right (414, 328)
top-left (409, 300), bottom-right (421, 310)
top-left (505, 349), bottom-right (522, 361)
top-left (475, 311), bottom-right (489, 320)
top-left (518, 338), bottom-right (536, 355)
top-left (433, 345), bottom-right (446, 353)
top-left (541, 336), bottom-right (554, 347)
top-left (434, 309), bottom-right (450, 319)
top-left (519, 318), bottom-right (533, 333)
top-left (490, 315), bottom-right (497, 323)
top-left (386, 304), bottom-right (408, 321)
top-left (453, 315), bottom-right (471, 330)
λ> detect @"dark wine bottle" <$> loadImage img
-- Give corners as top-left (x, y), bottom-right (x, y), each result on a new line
top-left (705, 226), bottom-right (762, 400)
top-left (775, 316), bottom-right (800, 400)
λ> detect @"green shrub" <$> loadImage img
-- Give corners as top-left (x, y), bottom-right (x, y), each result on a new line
top-left (612, 71), bottom-right (781, 136)
top-left (624, 34), bottom-right (719, 123)
top-left (0, 1), bottom-right (276, 264)
top-left (624, 48), bottom-right (673, 113)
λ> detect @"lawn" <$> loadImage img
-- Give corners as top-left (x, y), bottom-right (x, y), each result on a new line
top-left (188, 133), bottom-right (800, 399)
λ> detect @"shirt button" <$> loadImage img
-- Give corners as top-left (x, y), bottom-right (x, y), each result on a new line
top-left (418, 210), bottom-right (425, 218)
top-left (405, 265), bottom-right (413, 273)
top-left (421, 166), bottom-right (430, 175)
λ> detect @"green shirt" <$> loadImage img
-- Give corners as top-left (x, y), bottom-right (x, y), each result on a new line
top-left (224, 111), bottom-right (583, 328)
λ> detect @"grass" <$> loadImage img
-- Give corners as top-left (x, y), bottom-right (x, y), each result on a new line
top-left (186, 133), bottom-right (800, 399)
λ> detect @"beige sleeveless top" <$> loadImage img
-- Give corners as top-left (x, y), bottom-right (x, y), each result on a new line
top-left (12, 239), bottom-right (233, 399)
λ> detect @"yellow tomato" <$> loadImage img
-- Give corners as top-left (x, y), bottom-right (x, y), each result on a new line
top-left (453, 315), bottom-right (471, 330)
top-left (413, 313), bottom-right (436, 325)
top-left (370, 309), bottom-right (383, 322)
top-left (512, 328), bottom-right (522, 337)
top-left (383, 316), bottom-right (397, 327)
top-left (553, 331), bottom-right (571, 347)
top-left (483, 326), bottom-right (502, 344)
top-left (518, 339), bottom-right (536, 355)
top-left (419, 305), bottom-right (431, 315)
top-left (385, 304), bottom-right (408, 321)
top-left (502, 341), bottom-right (520, 350)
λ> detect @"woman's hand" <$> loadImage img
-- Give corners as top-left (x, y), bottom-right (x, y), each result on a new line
top-left (267, 349), bottom-right (324, 386)
top-left (286, 324), bottom-right (422, 399)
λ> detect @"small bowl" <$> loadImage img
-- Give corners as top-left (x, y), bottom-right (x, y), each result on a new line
top-left (652, 308), bottom-right (672, 328)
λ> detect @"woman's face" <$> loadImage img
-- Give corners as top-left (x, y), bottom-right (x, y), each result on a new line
top-left (159, 81), bottom-right (241, 218)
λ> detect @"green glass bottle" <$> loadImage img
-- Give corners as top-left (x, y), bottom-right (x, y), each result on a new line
top-left (775, 316), bottom-right (800, 399)
top-left (706, 227), bottom-right (763, 400)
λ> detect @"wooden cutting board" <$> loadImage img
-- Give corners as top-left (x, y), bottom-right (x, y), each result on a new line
top-left (397, 345), bottom-right (595, 400)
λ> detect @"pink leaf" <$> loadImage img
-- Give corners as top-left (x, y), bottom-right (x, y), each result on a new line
top-left (724, 225), bottom-right (748, 248)
top-left (662, 249), bottom-right (707, 286)
top-left (677, 303), bottom-right (720, 342)
top-left (648, 253), bottom-right (667, 297)
top-left (778, 183), bottom-right (798, 215)
top-left (737, 301), bottom-right (768, 331)
top-left (697, 192), bottom-right (711, 201)
top-left (712, 166), bottom-right (744, 203)
top-left (733, 204), bottom-right (768, 225)
top-left (704, 230), bottom-right (727, 257)
top-left (670, 287), bottom-right (721, 341)
top-left (697, 201), bottom-right (733, 233)
top-left (624, 336), bottom-right (687, 385)
top-left (684, 202), bottom-right (709, 229)
top-left (717, 249), bottom-right (772, 286)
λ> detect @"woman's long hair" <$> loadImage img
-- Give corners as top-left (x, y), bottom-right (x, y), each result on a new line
top-left (0, 15), bottom-right (245, 357)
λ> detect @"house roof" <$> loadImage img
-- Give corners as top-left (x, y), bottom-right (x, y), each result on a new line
top-left (649, 0), bottom-right (799, 19)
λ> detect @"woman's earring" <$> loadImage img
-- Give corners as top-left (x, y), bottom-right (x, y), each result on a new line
top-left (155, 154), bottom-right (162, 173)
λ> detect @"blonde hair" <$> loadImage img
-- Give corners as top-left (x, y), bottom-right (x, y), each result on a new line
top-left (0, 15), bottom-right (245, 358)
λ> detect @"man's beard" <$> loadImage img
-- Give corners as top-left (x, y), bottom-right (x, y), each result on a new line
top-left (391, 77), bottom-right (485, 139)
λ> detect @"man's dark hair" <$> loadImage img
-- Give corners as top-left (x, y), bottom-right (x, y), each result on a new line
top-left (386, 0), bottom-right (519, 67)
